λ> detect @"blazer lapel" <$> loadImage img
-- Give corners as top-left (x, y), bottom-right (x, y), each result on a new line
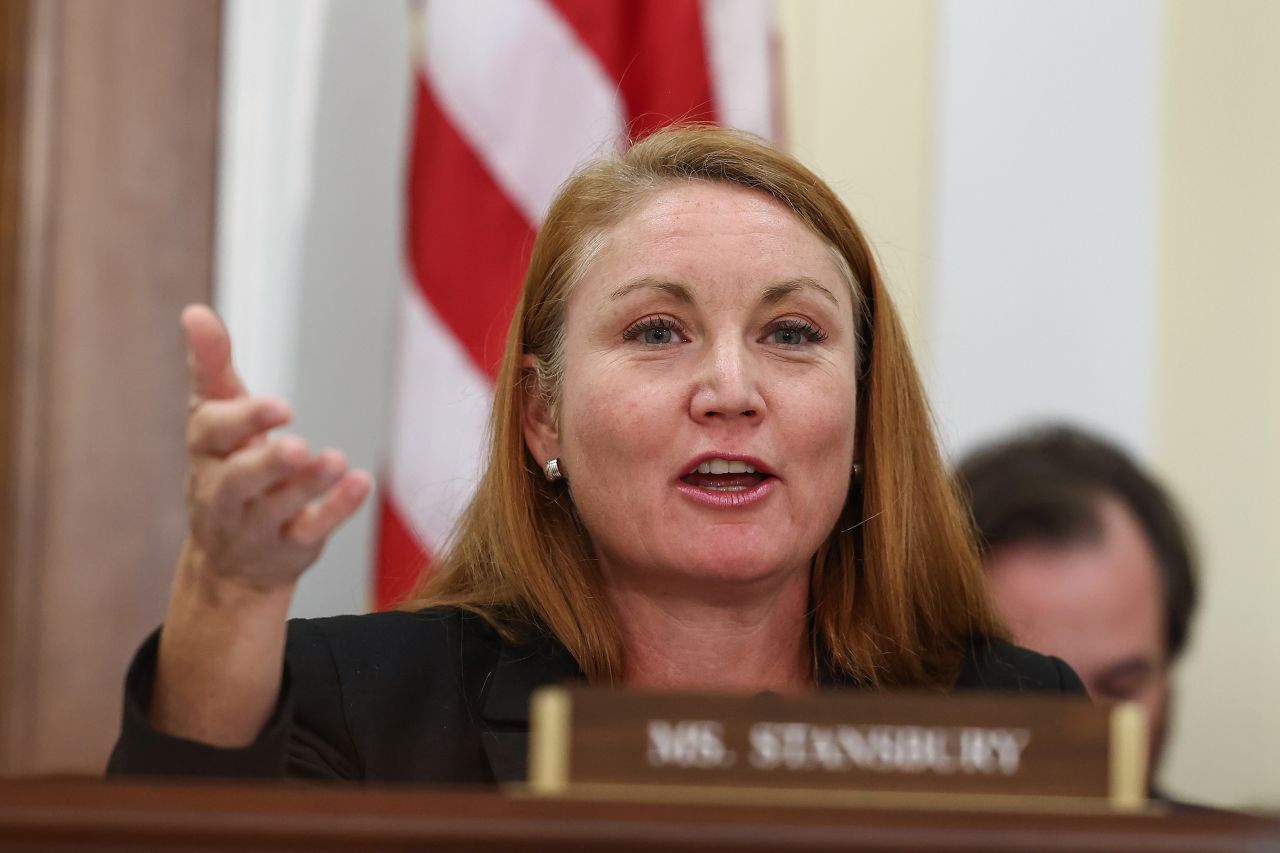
top-left (479, 630), bottom-right (584, 784)
top-left (479, 730), bottom-right (531, 785)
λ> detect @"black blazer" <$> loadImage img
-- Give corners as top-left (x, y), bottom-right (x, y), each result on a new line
top-left (107, 607), bottom-right (1086, 784)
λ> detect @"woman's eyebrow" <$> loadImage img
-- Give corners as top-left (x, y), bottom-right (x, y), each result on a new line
top-left (760, 277), bottom-right (839, 307)
top-left (609, 277), bottom-right (694, 303)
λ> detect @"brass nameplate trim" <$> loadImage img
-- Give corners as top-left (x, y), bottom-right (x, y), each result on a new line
top-left (1109, 702), bottom-right (1148, 809)
top-left (529, 687), bottom-right (572, 792)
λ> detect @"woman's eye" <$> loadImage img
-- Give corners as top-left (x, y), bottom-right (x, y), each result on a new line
top-left (767, 320), bottom-right (827, 346)
top-left (642, 327), bottom-right (674, 345)
top-left (623, 316), bottom-right (685, 346)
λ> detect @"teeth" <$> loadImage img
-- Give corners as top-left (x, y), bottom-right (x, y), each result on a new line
top-left (695, 458), bottom-right (758, 475)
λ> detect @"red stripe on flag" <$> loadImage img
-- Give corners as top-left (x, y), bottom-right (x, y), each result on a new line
top-left (549, 0), bottom-right (718, 140)
top-left (380, 3), bottom-right (744, 611)
top-left (374, 490), bottom-right (430, 610)
top-left (407, 75), bottom-right (537, 380)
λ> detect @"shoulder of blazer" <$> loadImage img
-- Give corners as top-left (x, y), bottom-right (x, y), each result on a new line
top-left (290, 606), bottom-right (503, 656)
top-left (953, 636), bottom-right (1089, 695)
top-left (285, 606), bottom-right (582, 718)
top-left (284, 607), bottom-right (515, 696)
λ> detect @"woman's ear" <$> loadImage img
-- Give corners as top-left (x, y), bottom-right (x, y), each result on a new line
top-left (520, 353), bottom-right (560, 466)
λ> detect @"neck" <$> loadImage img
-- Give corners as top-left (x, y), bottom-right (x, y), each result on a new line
top-left (604, 567), bottom-right (813, 693)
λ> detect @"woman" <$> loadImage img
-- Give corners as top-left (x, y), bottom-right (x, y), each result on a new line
top-left (109, 126), bottom-right (1083, 782)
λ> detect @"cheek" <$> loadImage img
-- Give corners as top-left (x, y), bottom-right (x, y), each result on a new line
top-left (558, 369), bottom-right (674, 500)
top-left (786, 378), bottom-right (858, 486)
top-left (556, 374), bottom-right (689, 566)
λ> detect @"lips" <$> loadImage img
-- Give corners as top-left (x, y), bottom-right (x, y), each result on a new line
top-left (677, 454), bottom-right (777, 507)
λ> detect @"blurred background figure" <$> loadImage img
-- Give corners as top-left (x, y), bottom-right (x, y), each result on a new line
top-left (956, 426), bottom-right (1197, 795)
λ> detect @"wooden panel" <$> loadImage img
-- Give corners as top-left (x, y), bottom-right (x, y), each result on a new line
top-left (0, 779), bottom-right (1277, 852)
top-left (0, 0), bottom-right (221, 774)
top-left (0, 0), bottom-right (30, 775)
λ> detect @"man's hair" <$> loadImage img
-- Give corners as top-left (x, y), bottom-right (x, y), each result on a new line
top-left (955, 425), bottom-right (1198, 661)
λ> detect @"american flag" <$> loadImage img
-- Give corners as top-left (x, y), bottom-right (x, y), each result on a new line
top-left (376, 0), bottom-right (780, 609)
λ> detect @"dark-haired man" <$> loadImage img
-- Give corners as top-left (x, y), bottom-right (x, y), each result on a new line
top-left (956, 426), bottom-right (1198, 790)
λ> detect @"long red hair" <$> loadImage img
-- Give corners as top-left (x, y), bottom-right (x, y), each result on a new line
top-left (407, 126), bottom-right (1005, 687)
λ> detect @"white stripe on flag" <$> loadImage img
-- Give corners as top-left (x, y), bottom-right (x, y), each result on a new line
top-left (420, 0), bottom-right (627, 224)
top-left (701, 0), bottom-right (779, 139)
top-left (386, 283), bottom-right (495, 553)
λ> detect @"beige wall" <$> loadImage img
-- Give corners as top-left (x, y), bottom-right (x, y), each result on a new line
top-left (779, 0), bottom-right (935, 358)
top-left (1153, 0), bottom-right (1280, 809)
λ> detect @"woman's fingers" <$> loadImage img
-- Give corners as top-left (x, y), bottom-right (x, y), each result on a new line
top-left (187, 396), bottom-right (292, 457)
top-left (208, 436), bottom-right (312, 513)
top-left (199, 440), bottom-right (369, 537)
top-left (253, 450), bottom-right (349, 526)
top-left (183, 304), bottom-right (247, 403)
top-left (186, 439), bottom-right (371, 588)
top-left (177, 303), bottom-right (369, 593)
top-left (284, 471), bottom-right (372, 548)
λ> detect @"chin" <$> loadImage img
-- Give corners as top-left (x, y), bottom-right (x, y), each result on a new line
top-left (666, 544), bottom-right (805, 587)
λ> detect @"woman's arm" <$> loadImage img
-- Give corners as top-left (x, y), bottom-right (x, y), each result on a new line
top-left (148, 306), bottom-right (370, 748)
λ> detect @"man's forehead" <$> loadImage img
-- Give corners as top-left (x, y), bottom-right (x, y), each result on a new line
top-left (985, 496), bottom-right (1167, 661)
top-left (989, 498), bottom-right (1161, 587)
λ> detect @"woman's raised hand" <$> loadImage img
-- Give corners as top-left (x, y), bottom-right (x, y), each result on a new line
top-left (151, 306), bottom-right (371, 747)
top-left (180, 304), bottom-right (371, 594)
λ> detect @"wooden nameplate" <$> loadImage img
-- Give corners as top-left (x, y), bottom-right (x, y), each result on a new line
top-left (525, 686), bottom-right (1150, 813)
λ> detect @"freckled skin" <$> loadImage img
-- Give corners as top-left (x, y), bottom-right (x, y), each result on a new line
top-left (985, 497), bottom-right (1170, 777)
top-left (533, 182), bottom-right (859, 602)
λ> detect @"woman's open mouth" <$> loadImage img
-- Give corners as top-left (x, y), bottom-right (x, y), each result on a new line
top-left (676, 456), bottom-right (777, 506)
top-left (680, 471), bottom-right (769, 492)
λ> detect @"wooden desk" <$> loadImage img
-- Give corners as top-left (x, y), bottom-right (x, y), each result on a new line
top-left (0, 778), bottom-right (1276, 852)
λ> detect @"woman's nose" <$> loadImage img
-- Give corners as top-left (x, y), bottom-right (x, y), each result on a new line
top-left (689, 341), bottom-right (766, 424)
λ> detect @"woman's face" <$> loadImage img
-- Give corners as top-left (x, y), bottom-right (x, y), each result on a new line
top-left (526, 181), bottom-right (859, 595)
